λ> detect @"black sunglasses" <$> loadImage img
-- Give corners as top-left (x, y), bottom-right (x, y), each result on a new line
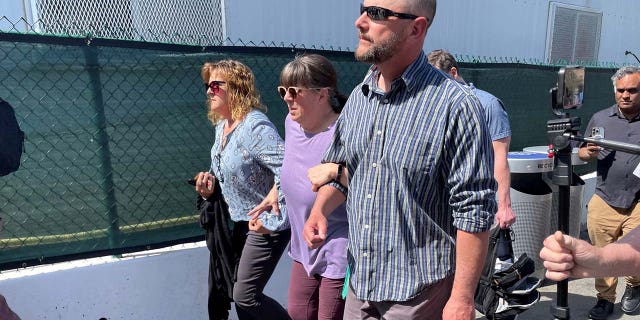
top-left (205, 80), bottom-right (226, 95)
top-left (360, 4), bottom-right (418, 21)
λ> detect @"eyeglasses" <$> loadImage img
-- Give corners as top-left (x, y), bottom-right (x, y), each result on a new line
top-left (277, 86), bottom-right (324, 99)
top-left (213, 153), bottom-right (224, 183)
top-left (205, 80), bottom-right (226, 95)
top-left (360, 4), bottom-right (419, 21)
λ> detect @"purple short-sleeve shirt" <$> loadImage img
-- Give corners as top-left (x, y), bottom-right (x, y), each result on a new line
top-left (281, 115), bottom-right (348, 279)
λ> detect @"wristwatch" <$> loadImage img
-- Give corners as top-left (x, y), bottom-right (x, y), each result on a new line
top-left (335, 163), bottom-right (343, 183)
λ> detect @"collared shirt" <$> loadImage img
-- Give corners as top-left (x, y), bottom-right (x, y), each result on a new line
top-left (322, 52), bottom-right (497, 302)
top-left (584, 105), bottom-right (640, 208)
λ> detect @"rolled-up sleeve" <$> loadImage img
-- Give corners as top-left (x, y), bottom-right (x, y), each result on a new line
top-left (321, 114), bottom-right (348, 196)
top-left (447, 95), bottom-right (497, 233)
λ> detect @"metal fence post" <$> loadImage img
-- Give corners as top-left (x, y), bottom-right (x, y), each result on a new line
top-left (83, 43), bottom-right (121, 248)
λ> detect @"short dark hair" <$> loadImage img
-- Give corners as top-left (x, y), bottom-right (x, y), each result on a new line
top-left (427, 49), bottom-right (457, 72)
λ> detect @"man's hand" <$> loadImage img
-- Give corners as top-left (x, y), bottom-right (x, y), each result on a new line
top-left (442, 296), bottom-right (475, 320)
top-left (540, 231), bottom-right (600, 280)
top-left (578, 142), bottom-right (601, 161)
top-left (494, 206), bottom-right (515, 229)
top-left (303, 211), bottom-right (328, 248)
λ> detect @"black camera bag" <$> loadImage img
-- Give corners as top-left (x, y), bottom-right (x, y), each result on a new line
top-left (474, 227), bottom-right (541, 319)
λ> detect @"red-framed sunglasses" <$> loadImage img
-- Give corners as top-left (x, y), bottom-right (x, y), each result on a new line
top-left (205, 81), bottom-right (226, 95)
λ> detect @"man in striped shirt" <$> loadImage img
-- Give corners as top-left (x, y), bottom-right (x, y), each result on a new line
top-left (303, 1), bottom-right (497, 319)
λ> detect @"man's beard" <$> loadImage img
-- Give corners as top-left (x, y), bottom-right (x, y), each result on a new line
top-left (355, 31), bottom-right (405, 64)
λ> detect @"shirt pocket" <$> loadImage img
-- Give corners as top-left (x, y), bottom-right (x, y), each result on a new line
top-left (387, 133), bottom-right (434, 176)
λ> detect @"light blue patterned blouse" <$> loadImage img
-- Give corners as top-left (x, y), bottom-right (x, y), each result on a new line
top-left (210, 109), bottom-right (288, 231)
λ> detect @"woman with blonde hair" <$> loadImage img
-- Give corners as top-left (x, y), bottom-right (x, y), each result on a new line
top-left (194, 59), bottom-right (290, 320)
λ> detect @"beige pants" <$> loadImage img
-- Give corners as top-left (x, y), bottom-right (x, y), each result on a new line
top-left (587, 194), bottom-right (640, 302)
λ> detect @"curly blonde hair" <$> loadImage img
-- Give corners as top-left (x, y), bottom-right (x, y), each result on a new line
top-left (201, 60), bottom-right (266, 124)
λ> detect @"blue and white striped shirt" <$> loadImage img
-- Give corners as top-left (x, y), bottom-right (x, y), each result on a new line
top-left (323, 52), bottom-right (497, 302)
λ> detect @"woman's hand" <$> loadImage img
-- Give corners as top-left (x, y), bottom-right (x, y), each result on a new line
top-left (247, 184), bottom-right (280, 220)
top-left (194, 171), bottom-right (215, 199)
top-left (248, 218), bottom-right (270, 234)
top-left (308, 163), bottom-right (339, 192)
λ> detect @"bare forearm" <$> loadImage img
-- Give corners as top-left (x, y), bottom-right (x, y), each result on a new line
top-left (450, 230), bottom-right (489, 301)
top-left (310, 184), bottom-right (346, 218)
top-left (494, 159), bottom-right (511, 208)
top-left (596, 243), bottom-right (640, 277)
top-left (492, 138), bottom-right (511, 207)
top-left (598, 227), bottom-right (640, 277)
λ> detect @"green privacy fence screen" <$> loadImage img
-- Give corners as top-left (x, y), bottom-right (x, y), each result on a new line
top-left (0, 29), bottom-right (625, 270)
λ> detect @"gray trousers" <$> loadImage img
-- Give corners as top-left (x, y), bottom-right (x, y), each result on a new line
top-left (343, 274), bottom-right (454, 320)
top-left (233, 229), bottom-right (291, 320)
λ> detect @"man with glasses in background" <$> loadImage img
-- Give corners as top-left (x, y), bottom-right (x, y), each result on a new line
top-left (303, 1), bottom-right (497, 319)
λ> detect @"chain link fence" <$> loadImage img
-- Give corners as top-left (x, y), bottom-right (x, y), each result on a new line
top-left (0, 23), bottom-right (370, 270)
top-left (0, 16), bottom-right (627, 270)
top-left (25, 0), bottom-right (224, 45)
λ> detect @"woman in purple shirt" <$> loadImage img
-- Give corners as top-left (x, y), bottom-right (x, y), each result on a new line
top-left (278, 54), bottom-right (349, 320)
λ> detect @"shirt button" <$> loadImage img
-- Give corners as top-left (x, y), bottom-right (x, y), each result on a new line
top-left (377, 130), bottom-right (382, 135)
top-left (362, 252), bottom-right (369, 257)
top-left (367, 194), bottom-right (372, 199)
top-left (383, 99), bottom-right (389, 104)
top-left (363, 224), bottom-right (369, 229)
top-left (372, 163), bottom-right (377, 168)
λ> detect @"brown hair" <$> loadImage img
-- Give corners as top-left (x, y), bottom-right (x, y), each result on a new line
top-left (279, 54), bottom-right (347, 113)
top-left (427, 49), bottom-right (457, 73)
top-left (201, 59), bottom-right (265, 124)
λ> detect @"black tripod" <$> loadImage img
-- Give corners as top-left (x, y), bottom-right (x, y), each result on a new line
top-left (547, 116), bottom-right (579, 320)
